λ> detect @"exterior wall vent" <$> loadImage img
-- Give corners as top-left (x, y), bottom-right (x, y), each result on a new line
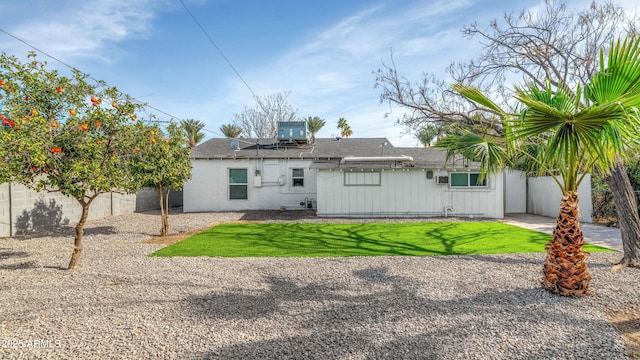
top-left (436, 175), bottom-right (449, 185)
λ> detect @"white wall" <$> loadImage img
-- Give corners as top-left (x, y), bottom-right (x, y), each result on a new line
top-left (183, 158), bottom-right (318, 212)
top-left (316, 169), bottom-right (504, 218)
top-left (527, 174), bottom-right (592, 223)
top-left (504, 169), bottom-right (527, 213)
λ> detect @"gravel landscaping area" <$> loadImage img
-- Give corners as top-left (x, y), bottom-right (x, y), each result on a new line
top-left (0, 209), bottom-right (638, 359)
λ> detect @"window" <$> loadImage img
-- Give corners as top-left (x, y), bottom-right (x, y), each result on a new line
top-left (450, 172), bottom-right (487, 187)
top-left (229, 168), bottom-right (248, 199)
top-left (344, 172), bottom-right (381, 186)
top-left (292, 168), bottom-right (304, 187)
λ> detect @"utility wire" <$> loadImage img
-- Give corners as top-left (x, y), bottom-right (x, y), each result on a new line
top-left (178, 0), bottom-right (282, 129)
top-left (0, 27), bottom-right (184, 124)
top-left (178, 0), bottom-right (259, 100)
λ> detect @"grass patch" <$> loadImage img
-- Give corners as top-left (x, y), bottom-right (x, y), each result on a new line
top-left (150, 222), bottom-right (612, 258)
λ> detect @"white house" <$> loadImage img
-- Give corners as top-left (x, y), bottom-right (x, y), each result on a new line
top-left (183, 126), bottom-right (507, 218)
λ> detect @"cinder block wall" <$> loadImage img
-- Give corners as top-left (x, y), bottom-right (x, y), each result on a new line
top-left (0, 183), bottom-right (185, 237)
top-left (0, 183), bottom-right (137, 237)
top-left (135, 187), bottom-right (184, 212)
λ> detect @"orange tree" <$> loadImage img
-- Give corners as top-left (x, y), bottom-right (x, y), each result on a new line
top-left (0, 53), bottom-right (146, 269)
top-left (133, 122), bottom-right (192, 236)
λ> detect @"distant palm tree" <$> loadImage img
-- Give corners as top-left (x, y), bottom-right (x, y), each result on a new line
top-left (305, 116), bottom-right (326, 143)
top-left (220, 124), bottom-right (243, 138)
top-left (337, 117), bottom-right (352, 138)
top-left (416, 124), bottom-right (446, 147)
top-left (180, 119), bottom-right (206, 147)
top-left (337, 117), bottom-right (347, 132)
top-left (342, 124), bottom-right (353, 138)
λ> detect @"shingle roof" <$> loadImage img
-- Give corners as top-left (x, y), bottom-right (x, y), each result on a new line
top-left (191, 138), bottom-right (479, 170)
top-left (190, 137), bottom-right (402, 159)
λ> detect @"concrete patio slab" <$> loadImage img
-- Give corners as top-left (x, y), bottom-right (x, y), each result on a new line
top-left (503, 213), bottom-right (623, 251)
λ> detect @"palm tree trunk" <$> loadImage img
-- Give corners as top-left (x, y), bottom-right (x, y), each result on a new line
top-left (542, 190), bottom-right (591, 296)
top-left (604, 159), bottom-right (640, 267)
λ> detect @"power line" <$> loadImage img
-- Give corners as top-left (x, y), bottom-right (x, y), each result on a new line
top-left (178, 0), bottom-right (259, 100)
top-left (0, 27), bottom-right (185, 125)
top-left (178, 0), bottom-right (290, 133)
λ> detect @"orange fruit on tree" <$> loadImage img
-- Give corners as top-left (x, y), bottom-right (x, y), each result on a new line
top-left (81, 123), bottom-right (88, 131)
top-left (69, 109), bottom-right (77, 116)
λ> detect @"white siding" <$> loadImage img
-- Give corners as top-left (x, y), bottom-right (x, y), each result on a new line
top-left (316, 169), bottom-right (504, 218)
top-left (527, 174), bottom-right (592, 223)
top-left (504, 170), bottom-right (527, 213)
top-left (183, 158), bottom-right (317, 212)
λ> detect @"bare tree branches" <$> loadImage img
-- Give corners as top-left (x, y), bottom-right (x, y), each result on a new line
top-left (375, 0), bottom-right (637, 138)
top-left (374, 54), bottom-right (504, 136)
top-left (232, 91), bottom-right (298, 138)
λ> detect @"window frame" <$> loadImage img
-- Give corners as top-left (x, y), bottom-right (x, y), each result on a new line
top-left (228, 168), bottom-right (248, 200)
top-left (291, 168), bottom-right (305, 187)
top-left (449, 172), bottom-right (487, 188)
top-left (344, 171), bottom-right (382, 186)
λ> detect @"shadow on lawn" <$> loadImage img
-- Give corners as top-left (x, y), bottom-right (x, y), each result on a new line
top-left (185, 265), bottom-right (619, 359)
top-left (208, 222), bottom-right (550, 257)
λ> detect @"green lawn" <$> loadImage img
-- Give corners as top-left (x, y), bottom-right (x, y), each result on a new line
top-left (150, 222), bottom-right (612, 258)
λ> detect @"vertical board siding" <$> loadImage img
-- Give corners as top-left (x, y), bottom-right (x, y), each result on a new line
top-left (527, 174), bottom-right (592, 223)
top-left (504, 170), bottom-right (527, 213)
top-left (316, 169), bottom-right (504, 218)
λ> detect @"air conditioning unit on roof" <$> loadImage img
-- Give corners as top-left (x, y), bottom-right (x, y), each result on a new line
top-left (436, 175), bottom-right (449, 185)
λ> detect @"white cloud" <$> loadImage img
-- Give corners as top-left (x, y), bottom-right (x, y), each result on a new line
top-left (1, 0), bottom-right (160, 63)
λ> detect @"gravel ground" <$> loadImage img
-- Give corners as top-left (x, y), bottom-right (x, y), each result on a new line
top-left (0, 209), bottom-right (638, 359)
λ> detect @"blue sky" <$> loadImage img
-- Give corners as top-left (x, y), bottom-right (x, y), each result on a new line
top-left (1, 0), bottom-right (637, 146)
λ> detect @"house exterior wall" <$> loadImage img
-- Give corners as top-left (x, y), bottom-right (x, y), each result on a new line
top-left (316, 169), bottom-right (504, 218)
top-left (0, 182), bottom-right (136, 237)
top-left (527, 174), bottom-right (592, 223)
top-left (504, 170), bottom-right (527, 213)
top-left (183, 158), bottom-right (318, 212)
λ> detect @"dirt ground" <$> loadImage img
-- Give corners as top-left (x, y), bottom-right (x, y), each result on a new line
top-left (141, 211), bottom-right (640, 358)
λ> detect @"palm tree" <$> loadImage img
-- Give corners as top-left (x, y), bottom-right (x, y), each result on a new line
top-left (337, 117), bottom-right (347, 137)
top-left (445, 36), bottom-right (640, 296)
top-left (180, 119), bottom-right (206, 147)
top-left (305, 116), bottom-right (326, 143)
top-left (341, 124), bottom-right (353, 138)
top-left (219, 123), bottom-right (243, 138)
top-left (416, 123), bottom-right (449, 147)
